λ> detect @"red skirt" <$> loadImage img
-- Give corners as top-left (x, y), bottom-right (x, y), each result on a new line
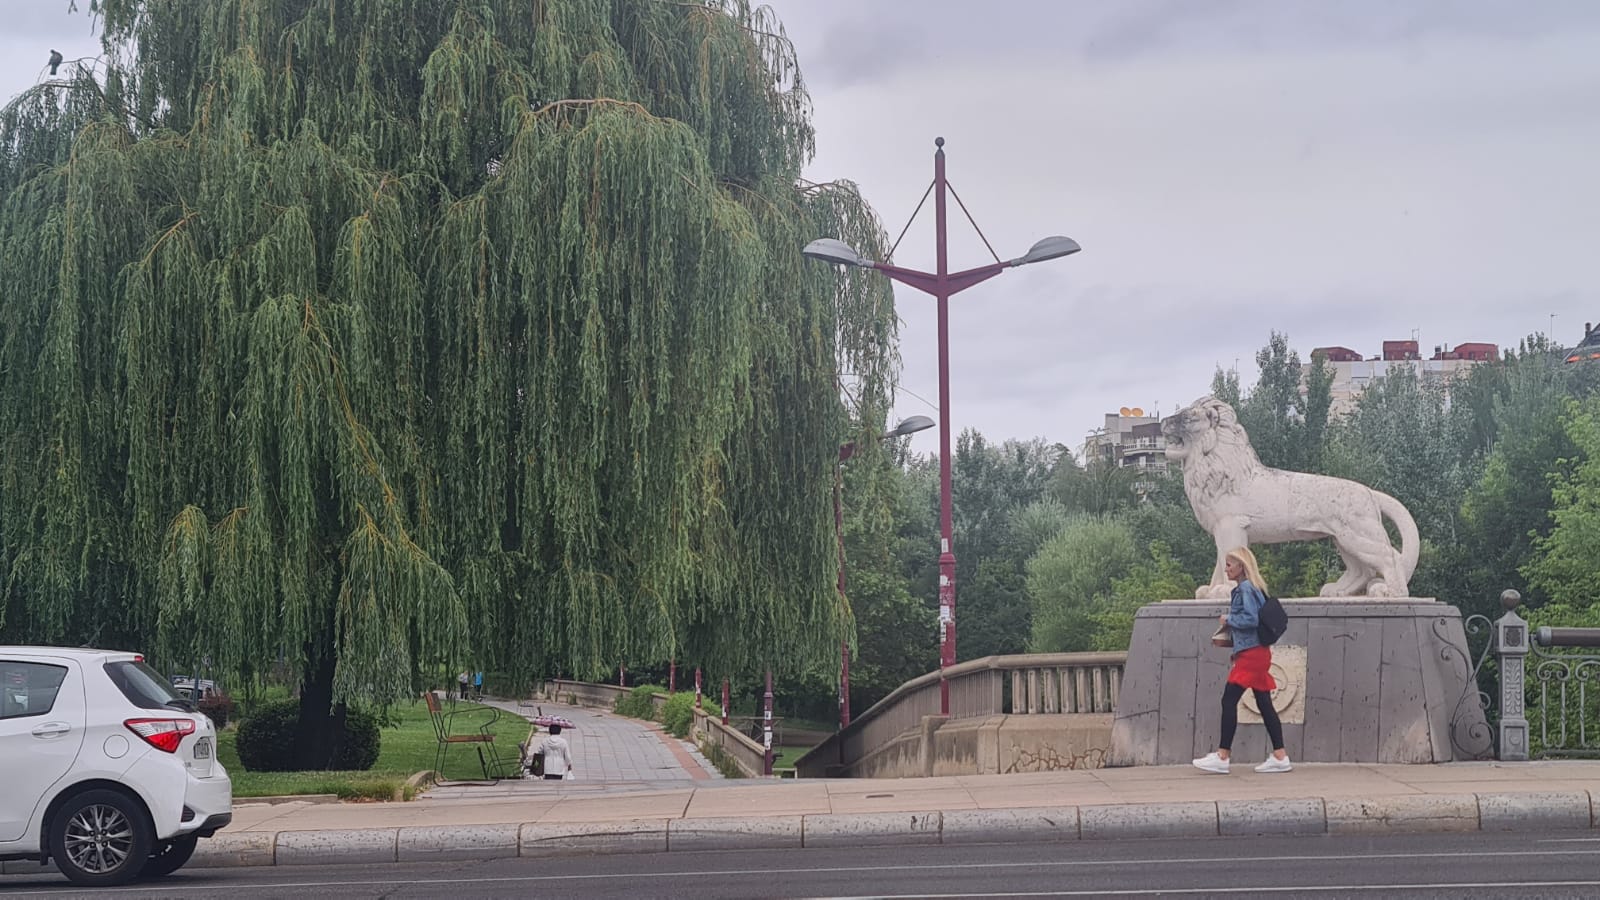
top-left (1227, 646), bottom-right (1276, 692)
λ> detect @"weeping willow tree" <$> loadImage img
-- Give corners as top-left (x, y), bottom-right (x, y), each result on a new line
top-left (0, 0), bottom-right (897, 762)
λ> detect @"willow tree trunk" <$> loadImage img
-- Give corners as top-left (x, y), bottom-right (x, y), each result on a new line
top-left (296, 644), bottom-right (346, 770)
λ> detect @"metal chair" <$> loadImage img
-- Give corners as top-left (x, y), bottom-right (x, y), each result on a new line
top-left (422, 690), bottom-right (506, 781)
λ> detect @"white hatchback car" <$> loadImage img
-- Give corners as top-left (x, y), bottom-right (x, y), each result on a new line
top-left (0, 647), bottom-right (232, 886)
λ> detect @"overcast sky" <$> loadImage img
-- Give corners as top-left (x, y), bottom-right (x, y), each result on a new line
top-left (3, 1), bottom-right (1597, 454)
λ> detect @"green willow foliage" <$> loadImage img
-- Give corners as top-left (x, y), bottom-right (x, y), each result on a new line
top-left (0, 0), bottom-right (898, 707)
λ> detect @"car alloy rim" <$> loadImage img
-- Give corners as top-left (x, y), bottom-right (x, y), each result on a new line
top-left (63, 804), bottom-right (135, 875)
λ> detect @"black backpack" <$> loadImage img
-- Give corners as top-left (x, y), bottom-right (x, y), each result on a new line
top-left (1257, 595), bottom-right (1288, 646)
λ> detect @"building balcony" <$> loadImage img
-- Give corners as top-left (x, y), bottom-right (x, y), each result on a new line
top-left (1118, 458), bottom-right (1168, 472)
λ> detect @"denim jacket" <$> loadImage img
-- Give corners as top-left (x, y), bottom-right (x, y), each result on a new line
top-left (1226, 578), bottom-right (1267, 655)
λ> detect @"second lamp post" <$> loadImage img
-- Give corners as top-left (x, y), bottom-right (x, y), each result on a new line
top-left (835, 414), bottom-right (935, 728)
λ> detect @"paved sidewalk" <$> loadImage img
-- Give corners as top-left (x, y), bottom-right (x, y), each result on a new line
top-left (8, 758), bottom-right (1600, 876)
top-left (423, 698), bottom-right (721, 799)
top-left (10, 695), bottom-right (1600, 878)
top-left (113, 758), bottom-right (1597, 871)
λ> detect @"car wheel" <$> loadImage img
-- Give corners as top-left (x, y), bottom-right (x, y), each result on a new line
top-left (141, 834), bottom-right (199, 879)
top-left (48, 789), bottom-right (154, 887)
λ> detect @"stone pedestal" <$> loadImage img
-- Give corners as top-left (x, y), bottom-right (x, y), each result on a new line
top-left (1108, 599), bottom-right (1490, 766)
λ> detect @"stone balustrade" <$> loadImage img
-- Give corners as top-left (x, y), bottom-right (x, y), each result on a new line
top-left (796, 652), bottom-right (1126, 778)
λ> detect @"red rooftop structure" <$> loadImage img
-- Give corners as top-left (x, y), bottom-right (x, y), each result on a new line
top-left (1382, 340), bottom-right (1421, 361)
top-left (1435, 342), bottom-right (1498, 362)
top-left (1310, 346), bottom-right (1363, 362)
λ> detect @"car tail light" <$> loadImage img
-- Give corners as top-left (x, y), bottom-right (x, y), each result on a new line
top-left (125, 718), bottom-right (196, 753)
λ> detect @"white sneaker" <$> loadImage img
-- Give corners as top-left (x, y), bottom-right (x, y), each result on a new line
top-left (1192, 752), bottom-right (1230, 774)
top-left (1254, 754), bottom-right (1293, 773)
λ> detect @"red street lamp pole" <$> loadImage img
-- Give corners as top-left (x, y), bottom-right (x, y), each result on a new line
top-left (805, 137), bottom-right (1080, 715)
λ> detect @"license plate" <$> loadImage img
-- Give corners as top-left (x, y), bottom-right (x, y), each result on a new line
top-left (193, 737), bottom-right (211, 759)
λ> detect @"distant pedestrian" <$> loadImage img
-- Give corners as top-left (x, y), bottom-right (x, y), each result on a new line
top-left (473, 671), bottom-right (483, 700)
top-left (456, 670), bottom-right (469, 701)
top-left (540, 724), bottom-right (574, 781)
top-left (1193, 547), bottom-right (1292, 775)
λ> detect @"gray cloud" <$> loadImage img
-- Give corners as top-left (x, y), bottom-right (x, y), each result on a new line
top-left (778, 0), bottom-right (1600, 87)
top-left (1, 2), bottom-right (98, 39)
top-left (785, 0), bottom-right (1600, 444)
top-left (1080, 0), bottom-right (1600, 61)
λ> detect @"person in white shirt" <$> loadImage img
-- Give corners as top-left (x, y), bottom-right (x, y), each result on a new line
top-left (540, 724), bottom-right (574, 780)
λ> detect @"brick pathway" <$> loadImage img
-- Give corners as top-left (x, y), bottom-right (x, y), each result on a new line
top-left (421, 697), bottom-right (724, 799)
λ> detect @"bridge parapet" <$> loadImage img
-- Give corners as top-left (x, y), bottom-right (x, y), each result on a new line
top-left (797, 652), bottom-right (1126, 778)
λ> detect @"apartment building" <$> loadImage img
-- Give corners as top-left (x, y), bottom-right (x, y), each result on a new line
top-left (1311, 339), bottom-right (1498, 417)
top-left (1080, 408), bottom-right (1167, 475)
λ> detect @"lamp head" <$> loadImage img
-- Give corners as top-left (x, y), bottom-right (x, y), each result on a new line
top-left (886, 415), bottom-right (935, 438)
top-left (1011, 236), bottom-right (1081, 266)
top-left (803, 238), bottom-right (875, 269)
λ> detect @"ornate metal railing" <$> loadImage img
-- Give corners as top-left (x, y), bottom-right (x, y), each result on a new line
top-left (1442, 607), bottom-right (1501, 760)
top-left (1458, 589), bottom-right (1600, 761)
top-left (1525, 625), bottom-right (1600, 758)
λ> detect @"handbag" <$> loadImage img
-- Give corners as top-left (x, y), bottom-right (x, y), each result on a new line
top-left (1211, 623), bottom-right (1233, 648)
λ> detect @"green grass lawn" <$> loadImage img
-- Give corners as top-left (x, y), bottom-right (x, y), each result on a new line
top-left (771, 744), bottom-right (811, 771)
top-left (218, 698), bottom-right (532, 799)
top-left (778, 716), bottom-right (836, 733)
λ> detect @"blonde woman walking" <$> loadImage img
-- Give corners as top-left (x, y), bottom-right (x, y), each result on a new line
top-left (1193, 547), bottom-right (1292, 774)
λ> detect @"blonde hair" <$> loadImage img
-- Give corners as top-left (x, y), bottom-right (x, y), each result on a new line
top-left (1226, 547), bottom-right (1270, 595)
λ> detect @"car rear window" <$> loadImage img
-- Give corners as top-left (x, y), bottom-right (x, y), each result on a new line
top-left (103, 660), bottom-right (185, 710)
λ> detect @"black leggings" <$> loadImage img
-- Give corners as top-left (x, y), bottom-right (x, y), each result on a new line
top-left (1219, 682), bottom-right (1284, 752)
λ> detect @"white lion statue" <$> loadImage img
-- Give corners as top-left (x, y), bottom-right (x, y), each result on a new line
top-left (1162, 396), bottom-right (1419, 598)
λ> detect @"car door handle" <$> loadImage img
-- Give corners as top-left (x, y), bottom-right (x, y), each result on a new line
top-left (31, 722), bottom-right (72, 738)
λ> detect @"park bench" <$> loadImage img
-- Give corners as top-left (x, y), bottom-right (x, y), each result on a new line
top-left (422, 690), bottom-right (512, 781)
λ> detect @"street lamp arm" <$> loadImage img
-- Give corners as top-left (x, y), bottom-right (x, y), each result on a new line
top-left (871, 260), bottom-right (1011, 298)
top-left (943, 261), bottom-right (1012, 296)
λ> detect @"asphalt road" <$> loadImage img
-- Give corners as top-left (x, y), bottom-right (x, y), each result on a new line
top-left (5, 831), bottom-right (1600, 898)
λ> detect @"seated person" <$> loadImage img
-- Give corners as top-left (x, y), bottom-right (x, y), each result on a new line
top-left (538, 724), bottom-right (574, 781)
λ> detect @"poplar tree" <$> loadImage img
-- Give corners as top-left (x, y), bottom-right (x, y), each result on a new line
top-left (0, 0), bottom-right (896, 761)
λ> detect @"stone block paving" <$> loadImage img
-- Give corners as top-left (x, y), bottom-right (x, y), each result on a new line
top-left (422, 697), bottom-right (724, 800)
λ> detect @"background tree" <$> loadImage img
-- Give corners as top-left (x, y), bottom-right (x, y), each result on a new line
top-left (1025, 515), bottom-right (1138, 653)
top-left (1443, 339), bottom-right (1593, 616)
top-left (940, 433), bottom-right (1058, 660)
top-left (1523, 396), bottom-right (1600, 620)
top-left (1230, 331), bottom-right (1331, 472)
top-left (837, 447), bottom-right (936, 712)
top-left (0, 0), bottom-right (897, 763)
top-left (1049, 451), bottom-right (1141, 516)
top-left (1097, 542), bottom-right (1199, 650)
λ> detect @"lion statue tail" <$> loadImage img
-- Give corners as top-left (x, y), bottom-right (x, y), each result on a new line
top-left (1375, 489), bottom-right (1421, 584)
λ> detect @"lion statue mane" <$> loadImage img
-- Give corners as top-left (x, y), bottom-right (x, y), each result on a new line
top-left (1162, 396), bottom-right (1420, 598)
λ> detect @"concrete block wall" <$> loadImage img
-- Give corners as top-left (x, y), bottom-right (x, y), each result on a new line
top-left (839, 714), bottom-right (1114, 779)
top-left (1108, 599), bottom-right (1488, 766)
